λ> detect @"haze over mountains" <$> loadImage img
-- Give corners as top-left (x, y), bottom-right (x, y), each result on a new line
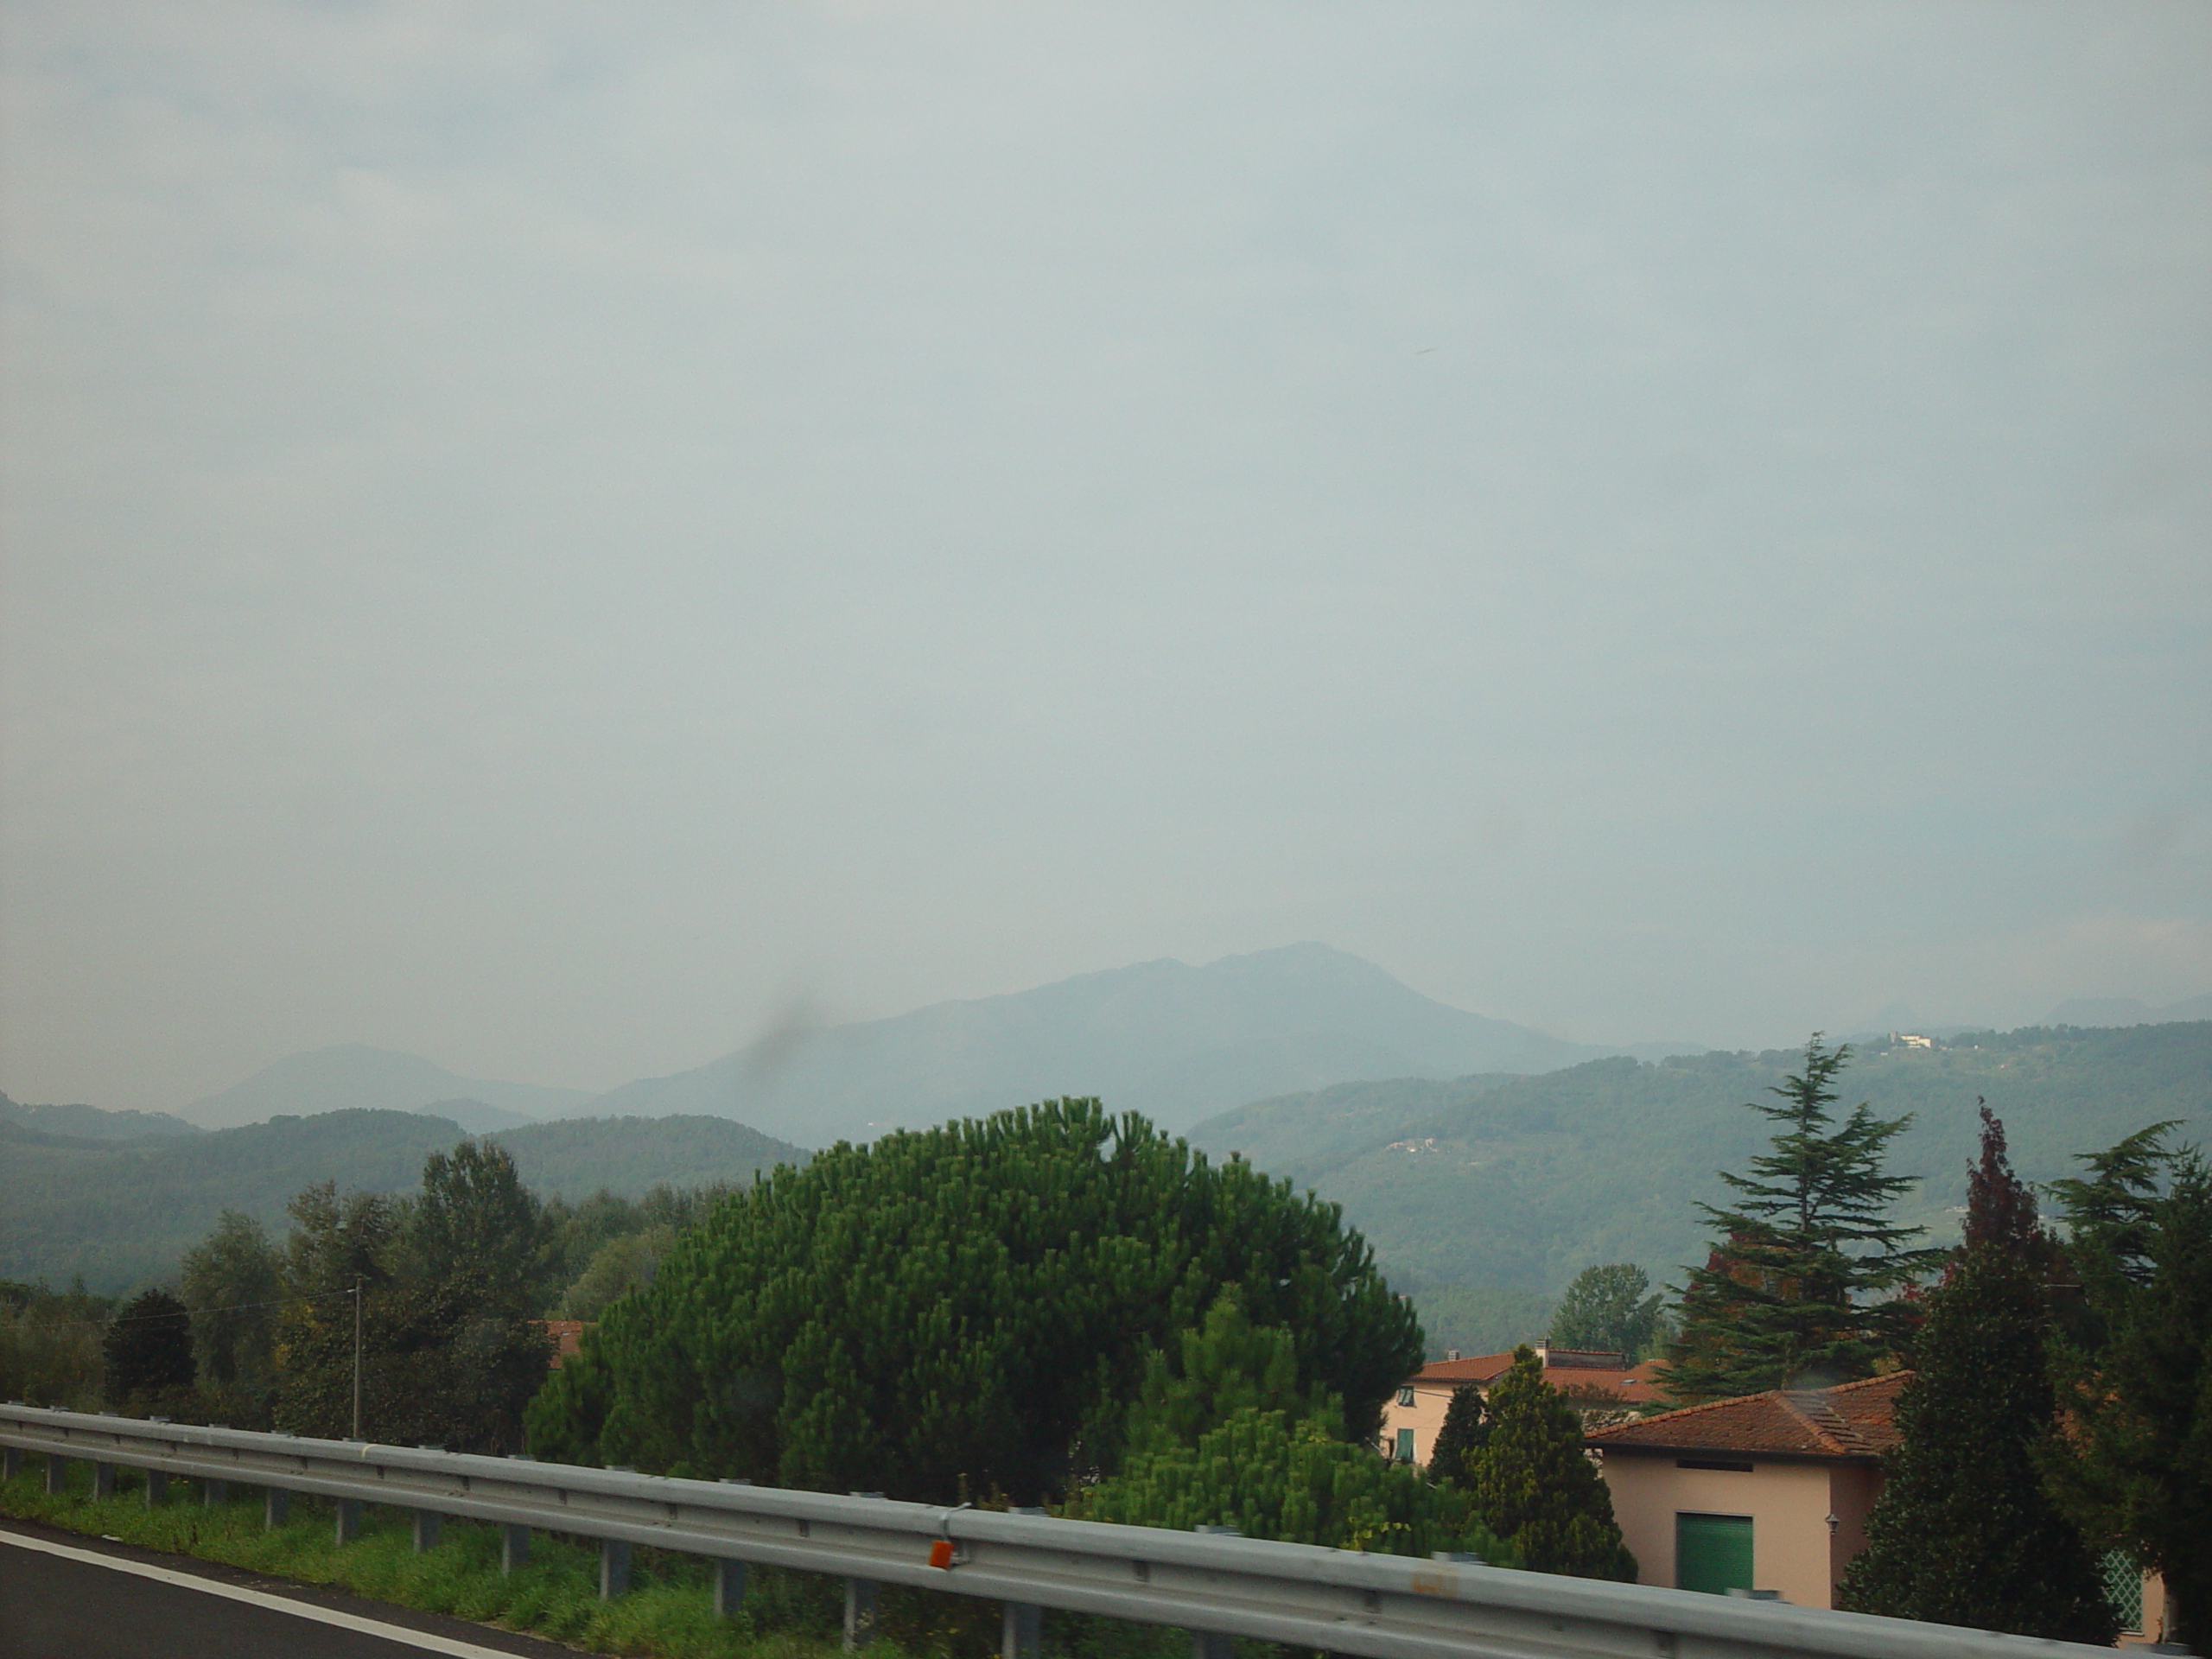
top-left (2044, 994), bottom-right (2212, 1028)
top-left (74, 944), bottom-right (2212, 1150)
top-left (182, 1045), bottom-right (593, 1130)
top-left (156, 945), bottom-right (1688, 1141)
top-left (556, 944), bottom-right (1702, 1144)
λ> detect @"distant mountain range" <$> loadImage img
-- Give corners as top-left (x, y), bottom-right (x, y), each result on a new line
top-left (2044, 994), bottom-right (2212, 1028)
top-left (1, 1107), bottom-right (808, 1294)
top-left (34, 949), bottom-right (2209, 1152)
top-left (569, 944), bottom-right (1700, 1144)
top-left (181, 1045), bottom-right (593, 1130)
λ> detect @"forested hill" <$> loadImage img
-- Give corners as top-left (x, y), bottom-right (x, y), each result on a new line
top-left (1189, 1022), bottom-right (2212, 1316)
top-left (0, 1109), bottom-right (809, 1294)
top-left (0, 1092), bottom-right (200, 1141)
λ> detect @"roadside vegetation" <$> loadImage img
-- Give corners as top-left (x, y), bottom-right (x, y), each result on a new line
top-left (0, 1458), bottom-right (1195, 1659)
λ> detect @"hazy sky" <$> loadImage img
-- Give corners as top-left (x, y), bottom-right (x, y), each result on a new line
top-left (3, 2), bottom-right (2208, 1111)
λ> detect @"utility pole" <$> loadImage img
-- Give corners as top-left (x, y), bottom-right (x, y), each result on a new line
top-left (351, 1278), bottom-right (364, 1440)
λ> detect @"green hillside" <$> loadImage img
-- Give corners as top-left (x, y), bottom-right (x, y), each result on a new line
top-left (0, 1092), bottom-right (200, 1141)
top-left (0, 1109), bottom-right (809, 1294)
top-left (1189, 1024), bottom-right (2212, 1337)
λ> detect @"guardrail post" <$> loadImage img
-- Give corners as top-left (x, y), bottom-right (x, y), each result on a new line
top-left (45, 1453), bottom-right (67, 1496)
top-left (714, 1560), bottom-right (747, 1618)
top-left (1002, 1507), bottom-right (1046, 1659)
top-left (264, 1487), bottom-right (289, 1529)
top-left (1190, 1526), bottom-right (1239, 1659)
top-left (144, 1469), bottom-right (167, 1506)
top-left (711, 1478), bottom-right (749, 1617)
top-left (842, 1491), bottom-right (884, 1651)
top-left (93, 1462), bottom-right (115, 1500)
top-left (3, 1445), bottom-right (18, 1481)
top-left (843, 1577), bottom-right (879, 1650)
top-left (413, 1510), bottom-right (441, 1552)
top-left (501, 1524), bottom-right (529, 1574)
top-left (334, 1497), bottom-right (360, 1545)
top-left (1001, 1600), bottom-right (1042, 1659)
top-left (600, 1539), bottom-right (632, 1600)
top-left (203, 1478), bottom-right (228, 1508)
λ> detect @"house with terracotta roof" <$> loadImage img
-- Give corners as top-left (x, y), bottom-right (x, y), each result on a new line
top-left (1379, 1344), bottom-right (1666, 1467)
top-left (535, 1319), bottom-right (588, 1370)
top-left (1584, 1372), bottom-right (1904, 1608)
top-left (1585, 1373), bottom-right (2172, 1643)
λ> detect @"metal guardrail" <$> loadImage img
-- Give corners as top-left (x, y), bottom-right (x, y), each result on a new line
top-left (1, 1402), bottom-right (2114, 1659)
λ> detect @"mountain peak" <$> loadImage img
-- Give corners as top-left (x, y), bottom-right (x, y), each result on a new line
top-left (574, 944), bottom-right (1685, 1144)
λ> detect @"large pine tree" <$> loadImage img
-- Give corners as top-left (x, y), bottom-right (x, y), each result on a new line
top-left (526, 1100), bottom-right (1423, 1503)
top-left (1465, 1346), bottom-right (1636, 1580)
top-left (1838, 1104), bottom-right (2117, 1643)
top-left (1664, 1037), bottom-right (1939, 1402)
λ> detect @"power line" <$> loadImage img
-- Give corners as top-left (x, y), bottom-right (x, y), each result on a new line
top-left (2, 1286), bottom-right (364, 1333)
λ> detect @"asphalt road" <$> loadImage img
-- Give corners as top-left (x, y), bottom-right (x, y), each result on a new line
top-left (0, 1518), bottom-right (580, 1659)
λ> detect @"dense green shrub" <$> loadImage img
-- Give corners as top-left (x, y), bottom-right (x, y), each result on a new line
top-left (103, 1287), bottom-right (195, 1411)
top-left (528, 1099), bottom-right (1422, 1503)
top-left (1079, 1404), bottom-right (1512, 1559)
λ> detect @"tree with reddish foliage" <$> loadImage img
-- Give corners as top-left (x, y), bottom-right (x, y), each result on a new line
top-left (1839, 1103), bottom-right (2116, 1643)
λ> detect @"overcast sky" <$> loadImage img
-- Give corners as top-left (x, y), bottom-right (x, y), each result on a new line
top-left (3, 2), bottom-right (2207, 1111)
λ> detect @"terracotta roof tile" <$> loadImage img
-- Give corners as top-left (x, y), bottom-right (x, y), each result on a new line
top-left (1409, 1351), bottom-right (1668, 1402)
top-left (1585, 1371), bottom-right (1910, 1460)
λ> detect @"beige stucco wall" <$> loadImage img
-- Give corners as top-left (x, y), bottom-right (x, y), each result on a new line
top-left (1597, 1452), bottom-right (1882, 1610)
top-left (1377, 1381), bottom-right (1458, 1463)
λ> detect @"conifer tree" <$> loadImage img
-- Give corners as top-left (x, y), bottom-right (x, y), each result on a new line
top-left (1838, 1105), bottom-right (2116, 1643)
top-left (2041, 1124), bottom-right (2212, 1651)
top-left (527, 1099), bottom-right (1422, 1503)
top-left (1665, 1037), bottom-right (1939, 1402)
top-left (1424, 1383), bottom-right (1487, 1485)
top-left (1465, 1346), bottom-right (1636, 1580)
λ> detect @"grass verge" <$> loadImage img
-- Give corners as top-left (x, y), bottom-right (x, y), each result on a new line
top-left (2, 1457), bottom-right (902, 1659)
top-left (1, 1459), bottom-right (1204, 1659)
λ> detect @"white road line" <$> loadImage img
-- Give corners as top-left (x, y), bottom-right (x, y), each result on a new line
top-left (0, 1527), bottom-right (543, 1659)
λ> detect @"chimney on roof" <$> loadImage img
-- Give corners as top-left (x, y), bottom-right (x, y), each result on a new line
top-left (1446, 1349), bottom-right (1460, 1362)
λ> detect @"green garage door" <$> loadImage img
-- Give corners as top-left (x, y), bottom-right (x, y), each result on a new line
top-left (1676, 1512), bottom-right (1753, 1596)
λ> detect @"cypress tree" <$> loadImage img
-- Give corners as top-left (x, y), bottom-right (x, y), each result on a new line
top-left (1665, 1037), bottom-right (1940, 1402)
top-left (1424, 1383), bottom-right (1487, 1485)
top-left (1838, 1105), bottom-right (2117, 1643)
top-left (2041, 1124), bottom-right (2212, 1651)
top-left (1465, 1346), bottom-right (1636, 1580)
